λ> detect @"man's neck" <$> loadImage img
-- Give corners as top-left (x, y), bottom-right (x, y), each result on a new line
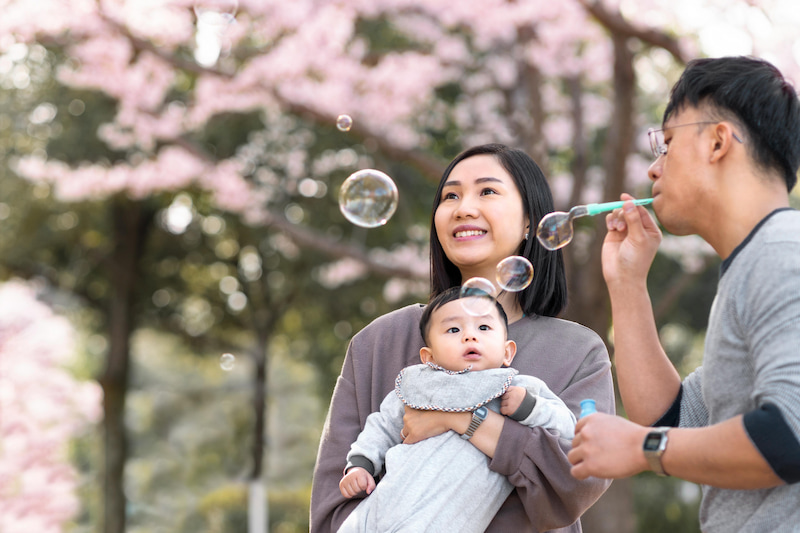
top-left (701, 173), bottom-right (789, 260)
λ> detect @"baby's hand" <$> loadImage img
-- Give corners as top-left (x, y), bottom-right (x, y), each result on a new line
top-left (339, 467), bottom-right (376, 498)
top-left (500, 386), bottom-right (527, 416)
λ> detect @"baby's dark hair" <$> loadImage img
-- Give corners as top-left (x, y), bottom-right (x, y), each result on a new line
top-left (419, 286), bottom-right (509, 345)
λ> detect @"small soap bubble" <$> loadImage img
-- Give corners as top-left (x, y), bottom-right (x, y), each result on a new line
top-left (496, 256), bottom-right (534, 292)
top-left (459, 277), bottom-right (497, 316)
top-left (339, 169), bottom-right (399, 228)
top-left (536, 212), bottom-right (574, 251)
top-left (220, 353), bottom-right (235, 371)
top-left (336, 114), bottom-right (353, 132)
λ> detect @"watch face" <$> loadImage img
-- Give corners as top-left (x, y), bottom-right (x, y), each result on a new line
top-left (644, 433), bottom-right (663, 451)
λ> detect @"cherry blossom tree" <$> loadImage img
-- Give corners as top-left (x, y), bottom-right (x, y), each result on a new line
top-left (0, 280), bottom-right (101, 533)
top-left (2, 0), bottom-right (799, 531)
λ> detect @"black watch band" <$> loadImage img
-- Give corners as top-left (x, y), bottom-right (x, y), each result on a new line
top-left (461, 406), bottom-right (488, 440)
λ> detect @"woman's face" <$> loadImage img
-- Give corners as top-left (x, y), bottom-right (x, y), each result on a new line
top-left (434, 154), bottom-right (528, 281)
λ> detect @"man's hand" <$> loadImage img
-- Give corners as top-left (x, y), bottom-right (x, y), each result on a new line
top-left (602, 193), bottom-right (662, 291)
top-left (568, 412), bottom-right (650, 480)
top-left (500, 385), bottom-right (526, 416)
top-left (339, 467), bottom-right (376, 498)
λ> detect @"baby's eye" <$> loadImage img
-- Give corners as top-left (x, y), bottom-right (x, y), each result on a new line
top-left (479, 324), bottom-right (491, 331)
top-left (446, 326), bottom-right (460, 334)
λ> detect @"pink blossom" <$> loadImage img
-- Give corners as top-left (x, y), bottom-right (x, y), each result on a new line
top-left (0, 280), bottom-right (101, 532)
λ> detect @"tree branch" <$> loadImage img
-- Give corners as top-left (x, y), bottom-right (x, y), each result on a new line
top-left (578, 0), bottom-right (687, 63)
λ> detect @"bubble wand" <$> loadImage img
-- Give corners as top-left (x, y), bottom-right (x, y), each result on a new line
top-left (536, 198), bottom-right (653, 250)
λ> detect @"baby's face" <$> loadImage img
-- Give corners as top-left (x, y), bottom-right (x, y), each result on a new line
top-left (420, 299), bottom-right (515, 372)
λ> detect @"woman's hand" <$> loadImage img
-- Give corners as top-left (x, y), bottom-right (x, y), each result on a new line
top-left (401, 406), bottom-right (470, 444)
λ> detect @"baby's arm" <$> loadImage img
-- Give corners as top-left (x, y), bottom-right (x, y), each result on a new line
top-left (502, 375), bottom-right (577, 439)
top-left (339, 466), bottom-right (377, 498)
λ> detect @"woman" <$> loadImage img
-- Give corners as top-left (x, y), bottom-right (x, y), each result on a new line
top-left (310, 144), bottom-right (614, 532)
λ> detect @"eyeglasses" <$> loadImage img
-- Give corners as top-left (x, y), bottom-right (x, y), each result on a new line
top-left (647, 121), bottom-right (744, 159)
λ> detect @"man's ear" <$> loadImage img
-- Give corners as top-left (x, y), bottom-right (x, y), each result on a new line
top-left (709, 122), bottom-right (738, 163)
top-left (503, 340), bottom-right (517, 367)
top-left (419, 346), bottom-right (434, 364)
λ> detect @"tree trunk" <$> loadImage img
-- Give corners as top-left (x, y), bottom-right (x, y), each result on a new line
top-left (249, 326), bottom-right (270, 532)
top-left (564, 32), bottom-right (638, 533)
top-left (99, 198), bottom-right (152, 533)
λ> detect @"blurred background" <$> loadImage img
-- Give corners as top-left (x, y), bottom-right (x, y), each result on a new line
top-left (1, 1), bottom-right (799, 532)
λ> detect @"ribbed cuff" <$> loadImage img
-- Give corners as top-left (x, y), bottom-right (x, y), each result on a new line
top-left (509, 392), bottom-right (537, 422)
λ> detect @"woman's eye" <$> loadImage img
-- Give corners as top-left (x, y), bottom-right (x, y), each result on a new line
top-left (442, 191), bottom-right (458, 200)
top-left (481, 188), bottom-right (497, 196)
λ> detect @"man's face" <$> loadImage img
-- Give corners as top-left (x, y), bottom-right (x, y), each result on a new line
top-left (647, 107), bottom-right (716, 236)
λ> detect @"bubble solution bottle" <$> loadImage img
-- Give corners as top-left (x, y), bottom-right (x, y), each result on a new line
top-left (579, 399), bottom-right (597, 419)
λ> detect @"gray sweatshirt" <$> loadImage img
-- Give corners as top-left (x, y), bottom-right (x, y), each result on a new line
top-left (339, 364), bottom-right (577, 533)
top-left (662, 209), bottom-right (800, 532)
top-left (310, 307), bottom-right (614, 532)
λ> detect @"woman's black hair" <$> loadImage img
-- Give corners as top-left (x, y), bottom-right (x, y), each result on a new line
top-left (665, 56), bottom-right (800, 191)
top-left (428, 144), bottom-right (567, 317)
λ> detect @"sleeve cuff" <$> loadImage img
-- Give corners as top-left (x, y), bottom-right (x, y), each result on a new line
top-left (654, 385), bottom-right (683, 427)
top-left (509, 392), bottom-right (537, 422)
top-left (743, 403), bottom-right (800, 484)
top-left (345, 455), bottom-right (376, 477)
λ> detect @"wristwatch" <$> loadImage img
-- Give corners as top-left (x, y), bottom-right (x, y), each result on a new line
top-left (461, 406), bottom-right (488, 440)
top-left (643, 427), bottom-right (670, 476)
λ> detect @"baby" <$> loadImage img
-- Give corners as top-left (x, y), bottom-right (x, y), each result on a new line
top-left (337, 287), bottom-right (576, 532)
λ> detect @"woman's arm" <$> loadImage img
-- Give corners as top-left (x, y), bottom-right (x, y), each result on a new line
top-left (489, 339), bottom-right (614, 531)
top-left (403, 332), bottom-right (615, 531)
top-left (309, 344), bottom-right (366, 533)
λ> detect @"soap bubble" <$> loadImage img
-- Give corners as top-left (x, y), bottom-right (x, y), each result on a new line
top-left (536, 212), bottom-right (574, 250)
top-left (459, 277), bottom-right (497, 316)
top-left (496, 256), bottom-right (533, 292)
top-left (336, 114), bottom-right (353, 132)
top-left (220, 353), bottom-right (235, 371)
top-left (339, 169), bottom-right (399, 228)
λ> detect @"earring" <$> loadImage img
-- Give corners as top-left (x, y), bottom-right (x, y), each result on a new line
top-left (524, 232), bottom-right (529, 240)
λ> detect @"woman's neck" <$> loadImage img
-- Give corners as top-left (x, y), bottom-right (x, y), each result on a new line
top-left (496, 290), bottom-right (524, 324)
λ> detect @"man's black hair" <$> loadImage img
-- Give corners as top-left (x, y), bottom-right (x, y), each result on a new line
top-left (665, 56), bottom-right (800, 191)
top-left (419, 286), bottom-right (509, 345)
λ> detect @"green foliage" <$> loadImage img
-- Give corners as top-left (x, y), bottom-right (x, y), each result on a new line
top-left (633, 476), bottom-right (702, 533)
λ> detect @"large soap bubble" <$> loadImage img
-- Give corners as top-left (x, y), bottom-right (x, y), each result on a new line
top-left (339, 169), bottom-right (399, 228)
top-left (459, 277), bottom-right (497, 317)
top-left (496, 256), bottom-right (533, 292)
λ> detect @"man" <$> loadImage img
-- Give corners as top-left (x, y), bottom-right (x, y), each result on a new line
top-left (568, 56), bottom-right (800, 532)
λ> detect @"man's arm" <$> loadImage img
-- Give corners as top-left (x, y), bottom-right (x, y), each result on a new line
top-left (569, 413), bottom-right (784, 489)
top-left (603, 196), bottom-right (682, 423)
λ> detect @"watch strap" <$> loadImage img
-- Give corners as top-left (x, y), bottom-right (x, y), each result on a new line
top-left (461, 406), bottom-right (488, 440)
top-left (643, 427), bottom-right (670, 476)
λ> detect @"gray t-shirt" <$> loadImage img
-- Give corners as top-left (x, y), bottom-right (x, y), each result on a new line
top-left (675, 209), bottom-right (800, 532)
